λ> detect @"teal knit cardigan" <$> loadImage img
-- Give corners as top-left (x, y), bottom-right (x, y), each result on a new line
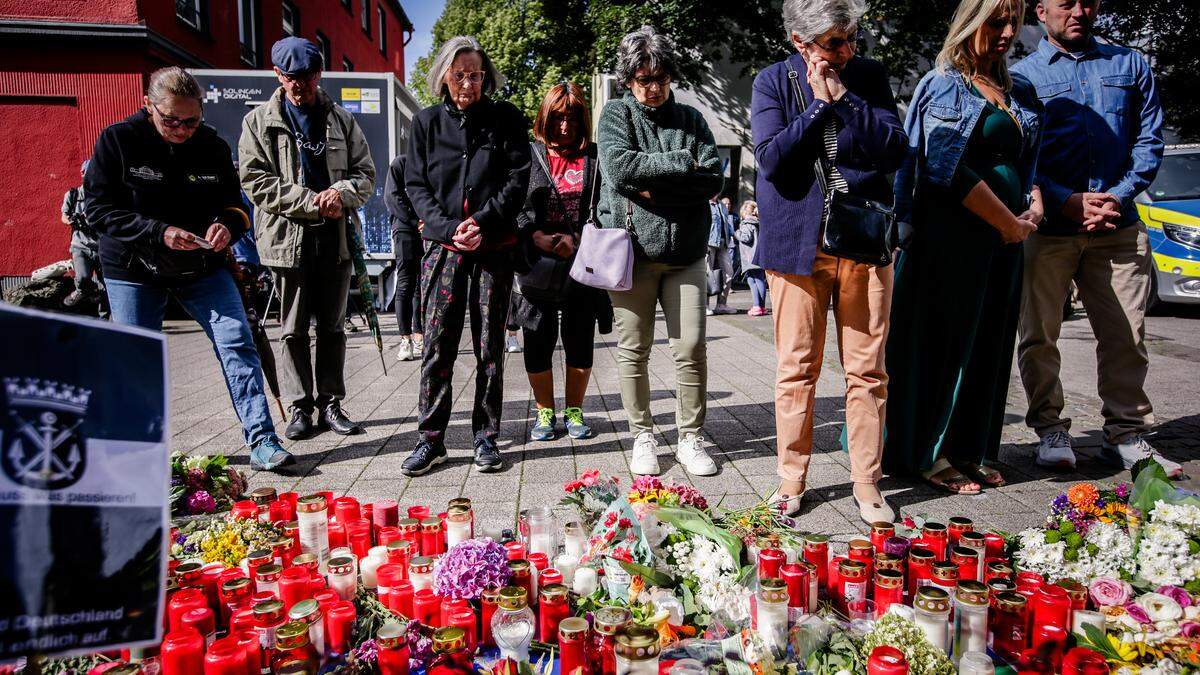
top-left (596, 92), bottom-right (724, 265)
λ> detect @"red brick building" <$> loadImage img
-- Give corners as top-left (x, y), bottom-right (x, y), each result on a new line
top-left (0, 0), bottom-right (413, 278)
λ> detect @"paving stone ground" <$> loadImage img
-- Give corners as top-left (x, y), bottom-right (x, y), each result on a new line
top-left (166, 288), bottom-right (1200, 544)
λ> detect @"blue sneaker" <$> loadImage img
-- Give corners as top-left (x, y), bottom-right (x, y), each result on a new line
top-left (531, 407), bottom-right (556, 441)
top-left (249, 437), bottom-right (294, 472)
top-left (563, 407), bottom-right (592, 439)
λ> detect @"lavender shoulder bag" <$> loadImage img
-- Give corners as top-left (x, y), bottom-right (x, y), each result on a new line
top-left (569, 160), bottom-right (635, 291)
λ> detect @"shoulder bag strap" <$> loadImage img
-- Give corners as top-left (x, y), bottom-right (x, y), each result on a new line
top-left (624, 199), bottom-right (634, 233)
top-left (584, 152), bottom-right (602, 226)
top-left (785, 62), bottom-right (830, 198)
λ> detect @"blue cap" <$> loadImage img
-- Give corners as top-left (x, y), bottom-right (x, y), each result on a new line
top-left (271, 37), bottom-right (323, 75)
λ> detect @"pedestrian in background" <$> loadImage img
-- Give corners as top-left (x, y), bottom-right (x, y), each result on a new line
top-left (1013, 0), bottom-right (1177, 476)
top-left (885, 0), bottom-right (1043, 494)
top-left (599, 25), bottom-right (724, 477)
top-left (239, 37), bottom-right (375, 441)
top-left (514, 82), bottom-right (611, 442)
top-left (61, 160), bottom-right (106, 312)
top-left (401, 35), bottom-right (531, 476)
top-left (85, 66), bottom-right (290, 470)
top-left (736, 200), bottom-right (768, 316)
top-left (383, 153), bottom-right (424, 362)
top-left (706, 195), bottom-right (737, 315)
top-left (721, 195), bottom-right (742, 283)
top-left (751, 0), bottom-right (907, 521)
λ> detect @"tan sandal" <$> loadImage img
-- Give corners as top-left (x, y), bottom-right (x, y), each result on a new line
top-left (955, 462), bottom-right (1006, 488)
top-left (922, 458), bottom-right (982, 495)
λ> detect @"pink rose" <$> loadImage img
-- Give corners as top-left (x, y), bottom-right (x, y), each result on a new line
top-left (1181, 621), bottom-right (1200, 638)
top-left (1124, 601), bottom-right (1153, 624)
top-left (1156, 585), bottom-right (1193, 609)
top-left (1089, 577), bottom-right (1133, 607)
top-left (581, 469), bottom-right (599, 487)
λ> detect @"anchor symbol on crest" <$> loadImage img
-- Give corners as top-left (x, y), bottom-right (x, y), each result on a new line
top-left (2, 378), bottom-right (90, 490)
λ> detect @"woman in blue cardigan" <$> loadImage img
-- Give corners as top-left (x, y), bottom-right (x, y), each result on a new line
top-left (884, 0), bottom-right (1043, 494)
top-left (750, 0), bottom-right (907, 523)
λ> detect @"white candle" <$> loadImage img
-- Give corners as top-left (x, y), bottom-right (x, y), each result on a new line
top-left (360, 546), bottom-right (388, 589)
top-left (529, 532), bottom-right (555, 556)
top-left (554, 554), bottom-right (578, 588)
top-left (1072, 609), bottom-right (1105, 637)
top-left (915, 610), bottom-right (949, 653)
top-left (957, 652), bottom-right (994, 675)
top-left (573, 567), bottom-right (598, 596)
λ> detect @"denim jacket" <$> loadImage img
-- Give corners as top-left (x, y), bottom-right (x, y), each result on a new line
top-left (894, 68), bottom-right (1043, 226)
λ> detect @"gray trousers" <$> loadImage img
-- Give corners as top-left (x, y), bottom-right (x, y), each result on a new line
top-left (271, 258), bottom-right (354, 412)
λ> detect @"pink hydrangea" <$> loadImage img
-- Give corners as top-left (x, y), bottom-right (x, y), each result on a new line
top-left (187, 490), bottom-right (216, 514)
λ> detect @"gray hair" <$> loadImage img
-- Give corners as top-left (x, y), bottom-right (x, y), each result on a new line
top-left (614, 26), bottom-right (680, 88)
top-left (782, 0), bottom-right (866, 43)
top-left (146, 66), bottom-right (202, 104)
top-left (425, 35), bottom-right (505, 99)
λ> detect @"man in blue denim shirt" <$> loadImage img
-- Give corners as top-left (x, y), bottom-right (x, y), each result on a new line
top-left (1012, 0), bottom-right (1179, 476)
top-left (707, 195), bottom-right (736, 315)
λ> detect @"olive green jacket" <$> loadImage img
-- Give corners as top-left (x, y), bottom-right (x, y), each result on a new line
top-left (238, 87), bottom-right (375, 268)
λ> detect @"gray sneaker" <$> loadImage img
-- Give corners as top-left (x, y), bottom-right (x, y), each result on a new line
top-left (1101, 436), bottom-right (1182, 477)
top-left (563, 407), bottom-right (592, 439)
top-left (531, 407), bottom-right (556, 441)
top-left (1036, 430), bottom-right (1076, 471)
top-left (249, 437), bottom-right (294, 472)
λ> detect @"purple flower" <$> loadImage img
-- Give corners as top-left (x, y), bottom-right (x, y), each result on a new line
top-left (351, 638), bottom-right (379, 663)
top-left (187, 490), bottom-right (216, 514)
top-left (1115, 483), bottom-right (1130, 499)
top-left (1051, 494), bottom-right (1072, 515)
top-left (1181, 621), bottom-right (1200, 638)
top-left (407, 622), bottom-right (432, 669)
top-left (1155, 585), bottom-right (1192, 609)
top-left (1124, 601), bottom-right (1153, 624)
top-left (433, 538), bottom-right (511, 600)
top-left (174, 533), bottom-right (187, 545)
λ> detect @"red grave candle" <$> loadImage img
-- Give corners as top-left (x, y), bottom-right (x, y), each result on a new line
top-left (277, 567), bottom-right (311, 612)
top-left (504, 541), bottom-right (526, 561)
top-left (538, 584), bottom-right (570, 643)
top-left (203, 637), bottom-right (247, 675)
top-left (233, 630), bottom-right (263, 675)
top-left (326, 601), bottom-right (357, 656)
top-left (268, 500), bottom-right (291, 524)
top-left (440, 597), bottom-right (469, 627)
top-left (558, 617), bottom-right (588, 675)
top-left (347, 519), bottom-right (373, 560)
top-left (374, 499), bottom-right (399, 528)
top-left (921, 523), bottom-right (949, 561)
top-left (376, 563), bottom-right (405, 605)
top-left (200, 565), bottom-right (226, 611)
top-left (407, 505), bottom-right (430, 521)
top-left (419, 518), bottom-right (443, 557)
top-left (781, 563), bottom-right (809, 609)
top-left (1032, 584), bottom-right (1071, 630)
top-left (758, 548), bottom-right (786, 580)
top-left (334, 497), bottom-right (360, 526)
top-left (907, 547), bottom-right (935, 600)
top-left (869, 522), bottom-right (895, 554)
top-left (447, 608), bottom-right (477, 652)
top-left (873, 570), bottom-right (904, 618)
top-left (541, 568), bottom-right (563, 589)
top-left (414, 588), bottom-right (441, 627)
top-left (867, 645), bottom-right (909, 675)
top-left (327, 522), bottom-right (347, 551)
top-left (378, 526), bottom-right (401, 546)
top-left (232, 500), bottom-right (258, 521)
top-left (169, 588), bottom-right (209, 633)
top-left (984, 531), bottom-right (1006, 560)
top-left (1016, 571), bottom-right (1044, 600)
top-left (1032, 624), bottom-right (1068, 673)
top-left (180, 608), bottom-right (215, 646)
top-left (386, 540), bottom-right (413, 571)
top-left (390, 580), bottom-right (415, 618)
top-left (161, 629), bottom-right (205, 675)
top-left (480, 587), bottom-right (500, 648)
top-left (802, 535), bottom-right (830, 595)
top-left (376, 623), bottom-right (410, 675)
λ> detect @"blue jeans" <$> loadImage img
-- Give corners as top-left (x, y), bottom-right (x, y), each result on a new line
top-left (745, 269), bottom-right (767, 308)
top-left (107, 269), bottom-right (277, 447)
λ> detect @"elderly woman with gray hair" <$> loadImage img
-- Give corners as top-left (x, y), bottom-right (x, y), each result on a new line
top-left (750, 0), bottom-right (907, 522)
top-left (597, 26), bottom-right (724, 477)
top-left (401, 36), bottom-right (531, 477)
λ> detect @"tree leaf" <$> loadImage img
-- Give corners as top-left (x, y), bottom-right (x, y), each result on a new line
top-left (654, 505), bottom-right (744, 563)
top-left (618, 560), bottom-right (674, 588)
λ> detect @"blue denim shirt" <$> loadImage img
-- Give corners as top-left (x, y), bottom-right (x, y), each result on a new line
top-left (708, 200), bottom-right (733, 247)
top-left (893, 68), bottom-right (1043, 226)
top-left (1011, 38), bottom-right (1164, 235)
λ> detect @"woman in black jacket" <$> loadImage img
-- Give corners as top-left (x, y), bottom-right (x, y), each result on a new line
top-left (84, 67), bottom-right (290, 471)
top-left (383, 154), bottom-right (423, 362)
top-left (513, 83), bottom-right (613, 443)
top-left (401, 36), bottom-right (532, 476)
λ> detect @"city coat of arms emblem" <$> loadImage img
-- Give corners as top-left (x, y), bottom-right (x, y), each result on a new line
top-left (2, 377), bottom-right (91, 490)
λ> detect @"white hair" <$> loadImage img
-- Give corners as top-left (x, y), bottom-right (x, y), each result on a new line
top-left (425, 35), bottom-right (506, 99)
top-left (782, 0), bottom-right (866, 43)
top-left (147, 66), bottom-right (202, 104)
top-left (614, 25), bottom-right (681, 88)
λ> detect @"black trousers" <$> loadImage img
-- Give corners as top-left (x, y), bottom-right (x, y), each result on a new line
top-left (392, 232), bottom-right (423, 335)
top-left (521, 284), bottom-right (597, 373)
top-left (417, 245), bottom-right (513, 445)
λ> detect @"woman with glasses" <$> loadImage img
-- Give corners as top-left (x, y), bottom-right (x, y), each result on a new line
top-left (750, 0), bottom-right (907, 522)
top-left (85, 66), bottom-right (291, 471)
top-left (598, 26), bottom-right (724, 477)
top-left (401, 36), bottom-right (531, 476)
top-left (885, 0), bottom-right (1042, 494)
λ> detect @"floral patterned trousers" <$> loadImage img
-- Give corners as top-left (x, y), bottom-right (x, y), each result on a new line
top-left (417, 245), bottom-right (514, 445)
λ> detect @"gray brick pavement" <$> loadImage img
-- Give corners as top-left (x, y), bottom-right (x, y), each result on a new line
top-left (166, 288), bottom-right (1199, 540)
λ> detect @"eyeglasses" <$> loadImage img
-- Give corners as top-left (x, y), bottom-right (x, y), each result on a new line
top-left (151, 103), bottom-right (202, 129)
top-left (812, 31), bottom-right (859, 52)
top-left (280, 70), bottom-right (319, 84)
top-left (632, 73), bottom-right (671, 88)
top-left (450, 70), bottom-right (486, 85)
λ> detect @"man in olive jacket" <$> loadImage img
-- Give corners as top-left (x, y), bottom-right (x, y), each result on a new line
top-left (239, 37), bottom-right (375, 440)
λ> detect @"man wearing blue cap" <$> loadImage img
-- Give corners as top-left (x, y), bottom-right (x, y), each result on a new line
top-left (239, 36), bottom-right (376, 441)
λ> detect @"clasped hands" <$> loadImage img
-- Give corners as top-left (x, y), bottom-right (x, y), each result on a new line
top-left (313, 188), bottom-right (344, 219)
top-left (532, 230), bottom-right (576, 258)
top-left (805, 53), bottom-right (848, 104)
top-left (1065, 192), bottom-right (1122, 232)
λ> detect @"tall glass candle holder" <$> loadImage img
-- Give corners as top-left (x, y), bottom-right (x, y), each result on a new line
top-left (525, 506), bottom-right (556, 557)
top-left (563, 521), bottom-right (586, 559)
top-left (755, 578), bottom-right (789, 655)
top-left (327, 556), bottom-right (357, 601)
top-left (614, 625), bottom-right (660, 675)
top-left (914, 587), bottom-right (951, 654)
top-left (491, 586), bottom-right (536, 664)
top-left (446, 506), bottom-right (472, 548)
top-left (296, 495), bottom-right (329, 572)
top-left (952, 581), bottom-right (989, 664)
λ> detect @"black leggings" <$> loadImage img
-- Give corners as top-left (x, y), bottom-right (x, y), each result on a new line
top-left (522, 292), bottom-right (597, 373)
top-left (393, 234), bottom-right (423, 334)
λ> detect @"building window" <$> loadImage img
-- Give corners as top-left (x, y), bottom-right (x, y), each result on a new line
top-left (237, 0), bottom-right (260, 66)
top-left (280, 0), bottom-right (299, 36)
top-left (315, 32), bottom-right (332, 70)
top-left (361, 2), bottom-right (371, 37)
top-left (176, 0), bottom-right (205, 31)
top-left (342, 56), bottom-right (354, 72)
top-left (378, 5), bottom-right (387, 53)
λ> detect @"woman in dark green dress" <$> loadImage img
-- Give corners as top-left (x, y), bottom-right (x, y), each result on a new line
top-left (884, 0), bottom-right (1044, 494)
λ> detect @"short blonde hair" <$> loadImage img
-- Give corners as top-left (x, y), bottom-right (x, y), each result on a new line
top-left (936, 0), bottom-right (1024, 91)
top-left (740, 200), bottom-right (758, 219)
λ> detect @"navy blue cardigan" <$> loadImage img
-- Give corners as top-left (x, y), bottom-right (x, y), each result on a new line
top-left (751, 53), bottom-right (907, 276)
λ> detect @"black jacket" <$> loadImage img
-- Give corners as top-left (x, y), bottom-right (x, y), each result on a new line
top-left (516, 142), bottom-right (600, 238)
top-left (383, 154), bottom-right (419, 240)
top-left (404, 96), bottom-right (531, 248)
top-left (84, 110), bottom-right (247, 283)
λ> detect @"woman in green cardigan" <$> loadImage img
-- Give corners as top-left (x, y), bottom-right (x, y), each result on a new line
top-left (597, 25), bottom-right (725, 478)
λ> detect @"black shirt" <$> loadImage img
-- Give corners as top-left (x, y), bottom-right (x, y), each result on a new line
top-left (283, 98), bottom-right (331, 193)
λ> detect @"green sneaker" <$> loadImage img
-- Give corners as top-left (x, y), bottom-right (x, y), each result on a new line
top-left (531, 407), bottom-right (556, 441)
top-left (563, 407), bottom-right (592, 439)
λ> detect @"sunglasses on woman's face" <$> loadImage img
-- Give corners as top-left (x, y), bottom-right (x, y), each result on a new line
top-left (812, 31), bottom-right (859, 52)
top-left (633, 73), bottom-right (671, 88)
top-left (152, 103), bottom-right (202, 129)
top-left (450, 70), bottom-right (486, 85)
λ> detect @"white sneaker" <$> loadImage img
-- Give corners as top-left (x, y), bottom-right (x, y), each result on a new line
top-left (396, 336), bottom-right (414, 362)
top-left (676, 432), bottom-right (718, 476)
top-left (1035, 430), bottom-right (1076, 471)
top-left (505, 334), bottom-right (522, 353)
top-left (1101, 436), bottom-right (1182, 477)
top-left (413, 335), bottom-right (424, 354)
top-left (630, 431), bottom-right (662, 476)
top-left (705, 307), bottom-right (715, 316)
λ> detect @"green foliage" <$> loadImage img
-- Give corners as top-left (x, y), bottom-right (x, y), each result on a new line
top-left (655, 504), bottom-right (744, 564)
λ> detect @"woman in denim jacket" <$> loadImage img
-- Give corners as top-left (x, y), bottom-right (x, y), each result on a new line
top-left (884, 0), bottom-right (1044, 494)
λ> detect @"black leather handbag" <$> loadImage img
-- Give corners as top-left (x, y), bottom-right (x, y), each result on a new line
top-left (786, 64), bottom-right (898, 267)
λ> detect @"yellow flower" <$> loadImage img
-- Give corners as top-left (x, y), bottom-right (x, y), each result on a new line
top-left (1108, 635), bottom-right (1138, 662)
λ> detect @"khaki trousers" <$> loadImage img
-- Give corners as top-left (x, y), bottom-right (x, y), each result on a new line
top-left (609, 257), bottom-right (707, 436)
top-left (1017, 224), bottom-right (1154, 443)
top-left (769, 252), bottom-right (892, 485)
